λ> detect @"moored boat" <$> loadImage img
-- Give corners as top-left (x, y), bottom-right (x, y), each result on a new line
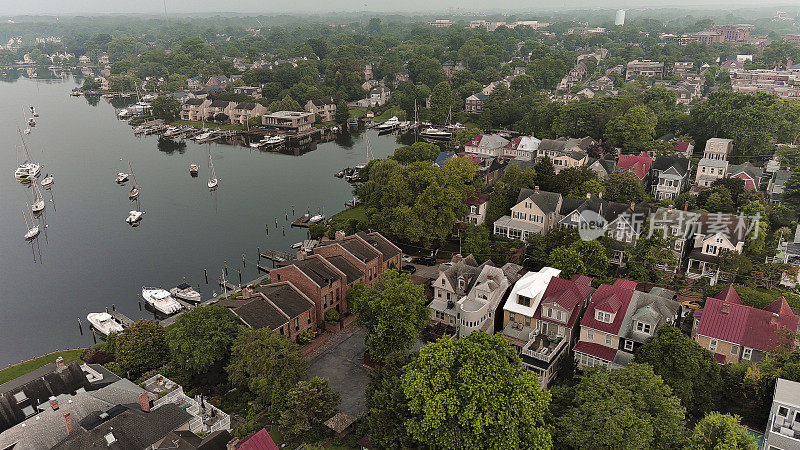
top-left (141, 287), bottom-right (184, 315)
top-left (170, 283), bottom-right (202, 303)
top-left (125, 210), bottom-right (144, 224)
top-left (86, 312), bottom-right (124, 336)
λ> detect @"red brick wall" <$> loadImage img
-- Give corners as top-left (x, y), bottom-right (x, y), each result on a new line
top-left (270, 263), bottom-right (344, 327)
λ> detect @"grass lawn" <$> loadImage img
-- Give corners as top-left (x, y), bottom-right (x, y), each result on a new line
top-left (171, 120), bottom-right (243, 131)
top-left (328, 205), bottom-right (366, 231)
top-left (348, 106), bottom-right (368, 119)
top-left (0, 349), bottom-right (85, 385)
top-left (374, 106), bottom-right (400, 122)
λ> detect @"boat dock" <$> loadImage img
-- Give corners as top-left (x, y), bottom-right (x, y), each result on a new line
top-left (259, 249), bottom-right (293, 264)
top-left (291, 213), bottom-right (313, 228)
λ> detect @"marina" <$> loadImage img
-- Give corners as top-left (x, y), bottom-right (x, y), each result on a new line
top-left (0, 75), bottom-right (401, 366)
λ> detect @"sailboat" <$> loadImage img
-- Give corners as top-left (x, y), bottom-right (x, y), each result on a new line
top-left (207, 148), bottom-right (218, 190)
top-left (41, 173), bottom-right (54, 188)
top-left (30, 106), bottom-right (38, 117)
top-left (31, 182), bottom-right (45, 214)
top-left (189, 163), bottom-right (199, 176)
top-left (14, 129), bottom-right (40, 182)
top-left (128, 162), bottom-right (140, 200)
top-left (23, 208), bottom-right (39, 240)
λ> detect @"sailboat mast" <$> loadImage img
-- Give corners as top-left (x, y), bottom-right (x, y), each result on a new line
top-left (22, 210), bottom-right (29, 229)
top-left (129, 161), bottom-right (137, 187)
top-left (17, 128), bottom-right (33, 161)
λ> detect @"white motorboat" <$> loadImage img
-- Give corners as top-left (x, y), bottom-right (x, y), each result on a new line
top-left (207, 148), bottom-right (218, 190)
top-left (118, 109), bottom-right (131, 119)
top-left (125, 210), bottom-right (144, 224)
top-left (170, 283), bottom-right (202, 303)
top-left (86, 312), bottom-right (124, 336)
top-left (309, 214), bottom-right (325, 223)
top-left (291, 242), bottom-right (303, 249)
top-left (15, 162), bottom-right (41, 181)
top-left (189, 163), bottom-right (199, 175)
top-left (419, 127), bottom-right (452, 140)
top-left (265, 135), bottom-right (285, 145)
top-left (41, 173), bottom-right (54, 188)
top-left (141, 287), bottom-right (184, 315)
top-left (116, 172), bottom-right (129, 183)
top-left (376, 116), bottom-right (400, 131)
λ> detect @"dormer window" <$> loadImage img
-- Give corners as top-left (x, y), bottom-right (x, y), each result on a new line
top-left (595, 310), bottom-right (612, 323)
top-left (13, 391), bottom-right (27, 403)
top-left (458, 277), bottom-right (465, 290)
top-left (518, 295), bottom-right (531, 308)
top-left (635, 321), bottom-right (652, 335)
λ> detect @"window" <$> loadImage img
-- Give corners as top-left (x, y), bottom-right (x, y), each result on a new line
top-left (624, 340), bottom-right (634, 351)
top-left (795, 411), bottom-right (800, 423)
top-left (105, 433), bottom-right (117, 445)
top-left (294, 318), bottom-right (299, 331)
top-left (731, 344), bottom-right (739, 355)
top-left (709, 339), bottom-right (718, 352)
top-left (595, 311), bottom-right (612, 323)
top-left (779, 406), bottom-right (789, 417)
top-left (605, 334), bottom-right (613, 346)
top-left (509, 312), bottom-right (516, 322)
top-left (586, 329), bottom-right (594, 340)
top-left (743, 347), bottom-right (752, 360)
top-left (546, 307), bottom-right (553, 318)
top-left (12, 392), bottom-right (26, 403)
top-left (437, 290), bottom-right (442, 298)
top-left (518, 295), bottom-right (531, 307)
top-left (636, 321), bottom-right (651, 335)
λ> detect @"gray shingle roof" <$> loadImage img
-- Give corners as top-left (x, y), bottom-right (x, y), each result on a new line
top-left (517, 188), bottom-right (562, 215)
top-left (256, 283), bottom-right (314, 320)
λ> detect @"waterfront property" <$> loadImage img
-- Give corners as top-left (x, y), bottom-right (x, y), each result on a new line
top-left (304, 98), bottom-right (337, 122)
top-left (261, 110), bottom-right (315, 132)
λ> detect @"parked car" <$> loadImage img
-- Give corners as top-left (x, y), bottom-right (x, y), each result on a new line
top-left (402, 264), bottom-right (417, 274)
top-left (412, 256), bottom-right (437, 266)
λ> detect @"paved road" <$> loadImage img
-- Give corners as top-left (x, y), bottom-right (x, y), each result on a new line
top-left (308, 327), bottom-right (369, 417)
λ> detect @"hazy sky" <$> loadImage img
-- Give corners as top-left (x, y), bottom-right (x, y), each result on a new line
top-left (0, 0), bottom-right (796, 16)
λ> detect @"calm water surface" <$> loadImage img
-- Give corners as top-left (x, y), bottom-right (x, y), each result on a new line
top-left (0, 76), bottom-right (402, 366)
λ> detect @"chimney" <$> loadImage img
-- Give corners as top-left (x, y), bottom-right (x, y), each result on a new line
top-left (139, 391), bottom-right (150, 412)
top-left (55, 356), bottom-right (65, 371)
top-left (240, 286), bottom-right (254, 300)
top-left (684, 201), bottom-right (689, 211)
top-left (534, 185), bottom-right (540, 194)
top-left (335, 230), bottom-right (346, 241)
top-left (64, 413), bottom-right (74, 435)
top-left (630, 202), bottom-right (635, 210)
top-left (296, 250), bottom-right (307, 260)
top-left (598, 191), bottom-right (602, 199)
top-left (50, 399), bottom-right (59, 410)
top-left (586, 192), bottom-right (591, 199)
top-left (721, 303), bottom-right (730, 315)
top-left (668, 204), bottom-right (673, 211)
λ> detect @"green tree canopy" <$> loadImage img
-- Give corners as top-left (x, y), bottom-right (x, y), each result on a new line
top-left (688, 412), bottom-right (757, 450)
top-left (166, 304), bottom-right (240, 376)
top-left (151, 95), bottom-right (181, 123)
top-left (350, 270), bottom-right (429, 361)
top-left (602, 171), bottom-right (647, 204)
top-left (116, 320), bottom-right (168, 378)
top-left (402, 333), bottom-right (552, 449)
top-left (278, 377), bottom-right (341, 439)
top-left (391, 142), bottom-right (440, 165)
top-left (604, 105), bottom-right (657, 152)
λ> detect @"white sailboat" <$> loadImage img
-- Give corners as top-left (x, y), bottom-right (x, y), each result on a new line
top-left (14, 129), bottom-right (41, 182)
top-left (126, 210), bottom-right (144, 224)
top-left (128, 162), bottom-right (140, 200)
top-left (23, 208), bottom-right (39, 240)
top-left (41, 173), bottom-right (54, 188)
top-left (207, 148), bottom-right (218, 190)
top-left (141, 287), bottom-right (184, 315)
top-left (31, 182), bottom-right (45, 214)
top-left (30, 106), bottom-right (38, 117)
top-left (86, 312), bottom-right (124, 336)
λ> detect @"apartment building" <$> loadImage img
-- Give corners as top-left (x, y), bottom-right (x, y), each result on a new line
top-left (304, 98), bottom-right (337, 122)
top-left (221, 282), bottom-right (316, 342)
top-left (625, 60), bottom-right (664, 81)
top-left (180, 98), bottom-right (211, 121)
top-left (229, 102), bottom-right (268, 125)
top-left (764, 378), bottom-right (800, 450)
top-left (269, 255), bottom-right (347, 325)
top-left (261, 110), bottom-right (315, 132)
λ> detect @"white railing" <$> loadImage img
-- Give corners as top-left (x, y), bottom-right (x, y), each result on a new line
top-left (521, 336), bottom-right (566, 363)
top-left (143, 374), bottom-right (231, 433)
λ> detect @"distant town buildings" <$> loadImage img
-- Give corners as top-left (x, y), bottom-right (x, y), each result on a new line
top-left (615, 10), bottom-right (626, 26)
top-left (428, 19), bottom-right (454, 28)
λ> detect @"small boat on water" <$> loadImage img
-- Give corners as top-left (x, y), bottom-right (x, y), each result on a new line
top-left (22, 208), bottom-right (39, 241)
top-left (419, 127), bottom-right (452, 140)
top-left (30, 106), bottom-right (38, 117)
top-left (41, 173), bottom-right (54, 188)
top-left (125, 210), bottom-right (144, 224)
top-left (115, 172), bottom-right (129, 183)
top-left (189, 163), bottom-right (199, 176)
top-left (170, 283), bottom-right (202, 303)
top-left (376, 116), bottom-right (400, 132)
top-left (23, 128), bottom-right (31, 135)
top-left (27, 118), bottom-right (35, 127)
top-left (265, 135), bottom-right (285, 145)
top-left (86, 312), bottom-right (124, 336)
top-left (291, 242), bottom-right (303, 249)
top-left (15, 162), bottom-right (40, 181)
top-left (309, 214), bottom-right (325, 223)
top-left (141, 287), bottom-right (184, 315)
top-left (207, 148), bottom-right (218, 190)
top-left (31, 183), bottom-right (45, 214)
top-left (128, 162), bottom-right (139, 200)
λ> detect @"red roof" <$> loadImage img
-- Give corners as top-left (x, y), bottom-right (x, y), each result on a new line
top-left (697, 288), bottom-right (799, 354)
top-left (504, 136), bottom-right (523, 149)
top-left (580, 282), bottom-right (636, 334)
top-left (238, 429), bottom-right (279, 450)
top-left (457, 152), bottom-right (483, 165)
top-left (534, 277), bottom-right (595, 327)
top-left (466, 192), bottom-right (490, 206)
top-left (713, 284), bottom-right (743, 304)
top-left (617, 152), bottom-right (652, 180)
top-left (574, 341), bottom-right (618, 362)
top-left (613, 278), bottom-right (638, 290)
top-left (672, 141), bottom-right (691, 153)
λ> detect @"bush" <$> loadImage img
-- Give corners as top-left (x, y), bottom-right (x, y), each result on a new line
top-left (82, 349), bottom-right (115, 365)
top-left (104, 361), bottom-right (123, 376)
top-left (325, 309), bottom-right (341, 324)
top-left (309, 223), bottom-right (325, 240)
top-left (297, 329), bottom-right (317, 344)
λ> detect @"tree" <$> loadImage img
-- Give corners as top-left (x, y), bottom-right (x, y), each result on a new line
top-left (462, 225), bottom-right (490, 263)
top-left (633, 327), bottom-right (722, 419)
top-left (603, 171), bottom-right (647, 204)
top-left (784, 171), bottom-right (800, 212)
top-left (151, 95), bottom-right (181, 123)
top-left (626, 227), bottom-right (677, 282)
top-left (391, 142), bottom-right (440, 165)
top-left (604, 105), bottom-right (657, 152)
top-left (430, 81), bottom-right (454, 125)
top-left (278, 377), bottom-right (341, 439)
top-left (350, 270), bottom-right (429, 360)
top-left (688, 412), bottom-right (757, 450)
top-left (548, 240), bottom-right (608, 278)
top-left (534, 157), bottom-right (555, 191)
top-left (334, 100), bottom-right (349, 124)
top-left (486, 164), bottom-right (536, 225)
top-left (548, 246), bottom-right (585, 279)
top-left (402, 333), bottom-right (552, 449)
top-left (554, 364), bottom-right (687, 450)
top-left (268, 94), bottom-right (302, 112)
top-left (226, 328), bottom-right (308, 414)
top-left (116, 320), bottom-right (169, 378)
top-left (167, 305), bottom-right (240, 376)
top-left (365, 352), bottom-right (416, 448)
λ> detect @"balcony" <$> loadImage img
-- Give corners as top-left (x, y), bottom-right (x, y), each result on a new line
top-left (771, 414), bottom-right (800, 441)
top-left (521, 330), bottom-right (567, 364)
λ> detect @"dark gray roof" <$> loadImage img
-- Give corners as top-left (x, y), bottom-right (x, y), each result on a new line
top-left (185, 98), bottom-right (205, 106)
top-left (728, 162), bottom-right (764, 180)
top-left (234, 102), bottom-right (257, 110)
top-left (291, 257), bottom-right (342, 286)
top-left (339, 238), bottom-right (380, 263)
top-left (325, 255), bottom-right (365, 283)
top-left (208, 100), bottom-right (230, 108)
top-left (356, 231), bottom-right (401, 260)
top-left (52, 403), bottom-right (192, 450)
top-left (231, 297), bottom-right (289, 330)
top-left (517, 188), bottom-right (562, 214)
top-left (256, 283), bottom-right (314, 319)
top-left (652, 155), bottom-right (689, 175)
top-left (311, 98), bottom-right (335, 106)
top-left (589, 158), bottom-right (617, 174)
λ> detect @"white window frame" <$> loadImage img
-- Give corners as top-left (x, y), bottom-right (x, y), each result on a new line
top-left (709, 339), bottom-right (718, 352)
top-left (624, 340), bottom-right (634, 351)
top-left (742, 347), bottom-right (752, 360)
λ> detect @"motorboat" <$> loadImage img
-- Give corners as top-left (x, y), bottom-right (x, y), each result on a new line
top-left (334, 169), bottom-right (345, 178)
top-left (141, 287), bottom-right (184, 315)
top-left (125, 210), bottom-right (144, 224)
top-left (291, 242), bottom-right (303, 249)
top-left (419, 127), bottom-right (452, 140)
top-left (115, 172), bottom-right (129, 183)
top-left (15, 162), bottom-right (41, 181)
top-left (86, 312), bottom-right (124, 336)
top-left (170, 283), bottom-right (202, 303)
top-left (41, 174), bottom-right (54, 188)
top-left (376, 116), bottom-right (400, 132)
top-left (118, 109), bottom-right (131, 119)
top-left (309, 214), bottom-right (325, 223)
top-left (189, 163), bottom-right (199, 175)
top-left (264, 135), bottom-right (285, 145)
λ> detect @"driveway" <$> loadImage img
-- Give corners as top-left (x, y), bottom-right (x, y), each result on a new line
top-left (308, 327), bottom-right (369, 417)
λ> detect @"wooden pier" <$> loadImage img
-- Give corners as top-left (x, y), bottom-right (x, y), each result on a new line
top-left (291, 213), bottom-right (312, 228)
top-left (259, 249), bottom-right (293, 264)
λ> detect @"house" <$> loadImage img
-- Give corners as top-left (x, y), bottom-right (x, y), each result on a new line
top-left (673, 61), bottom-right (695, 74)
top-left (769, 169), bottom-right (790, 202)
top-left (536, 139), bottom-right (589, 173)
top-left (429, 259), bottom-right (522, 338)
top-left (269, 255), bottom-right (347, 325)
top-left (219, 281), bottom-right (316, 342)
top-left (229, 102), bottom-right (267, 125)
top-left (232, 85), bottom-right (262, 99)
top-left (205, 100), bottom-right (233, 122)
top-left (78, 55), bottom-right (91, 65)
top-left (672, 140), bottom-right (694, 159)
top-left (651, 207), bottom-right (700, 271)
top-left (651, 155), bottom-right (690, 200)
top-left (434, 151), bottom-right (457, 167)
top-left (625, 60), bottom-right (664, 81)
top-left (205, 75), bottom-right (230, 88)
top-left (238, 428), bottom-right (280, 450)
top-left (502, 267), bottom-right (562, 349)
top-left (428, 19), bottom-right (454, 27)
top-left (502, 135), bottom-right (541, 161)
top-left (728, 162), bottom-right (764, 190)
top-left (493, 186), bottom-right (563, 240)
top-left (587, 157), bottom-right (617, 179)
top-left (686, 214), bottom-right (750, 285)
top-left (616, 151), bottom-right (653, 185)
top-left (518, 274), bottom-right (595, 387)
top-left (187, 76), bottom-right (203, 90)
top-left (465, 192), bottom-right (490, 225)
top-left (764, 378), bottom-right (800, 449)
top-left (305, 98), bottom-right (337, 122)
top-left (610, 287), bottom-right (680, 366)
top-left (692, 285), bottom-right (799, 364)
top-left (357, 86), bottom-right (390, 107)
top-left (442, 61), bottom-right (465, 77)
top-left (463, 134), bottom-right (510, 157)
top-left (465, 92), bottom-right (488, 113)
top-left (97, 52), bottom-right (109, 65)
top-left (572, 279), bottom-right (637, 369)
top-left (460, 154), bottom-right (509, 188)
top-left (593, 75), bottom-right (615, 91)
top-left (261, 111), bottom-right (315, 132)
